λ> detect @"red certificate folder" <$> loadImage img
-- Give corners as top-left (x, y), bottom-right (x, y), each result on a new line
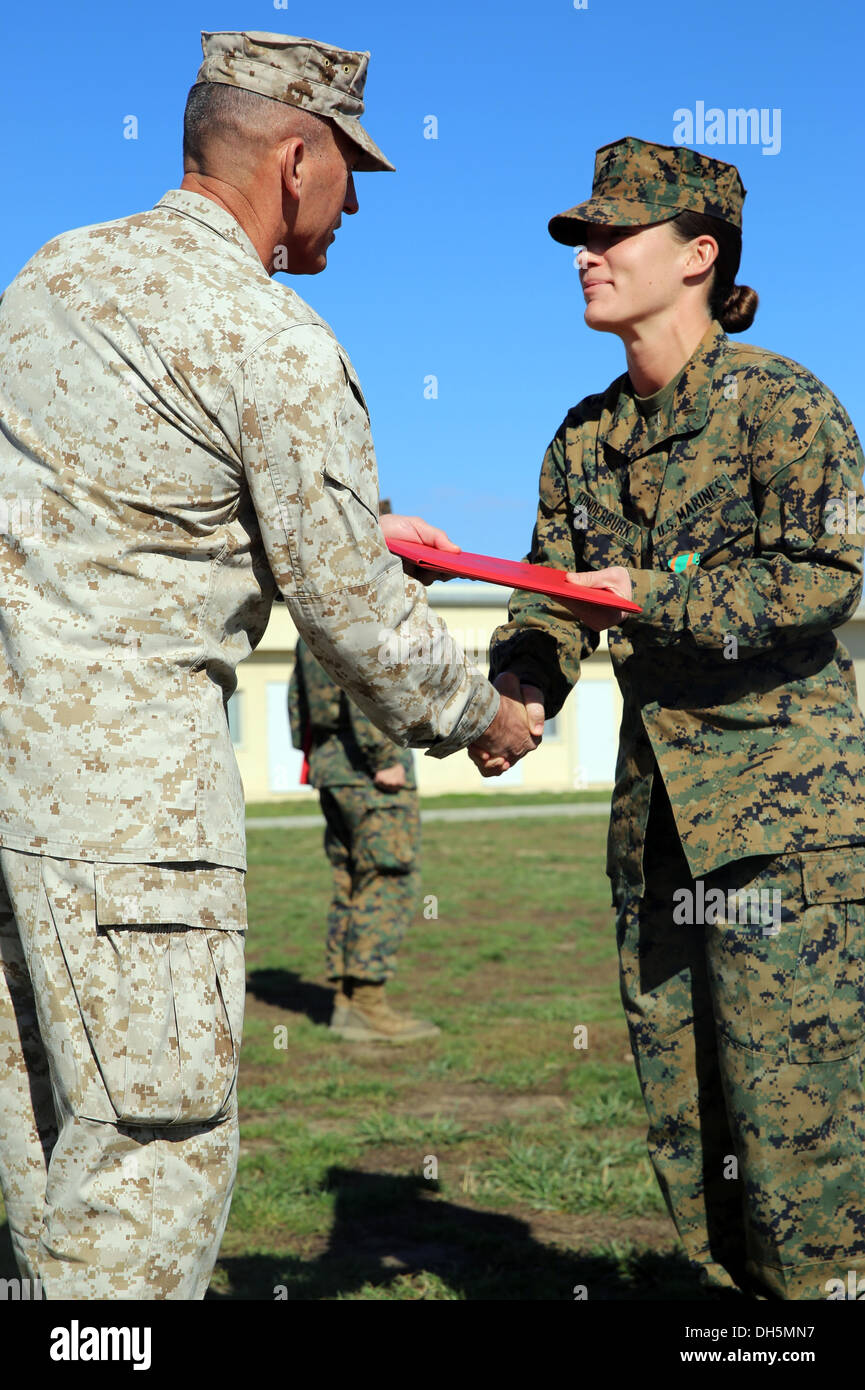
top-left (386, 539), bottom-right (642, 614)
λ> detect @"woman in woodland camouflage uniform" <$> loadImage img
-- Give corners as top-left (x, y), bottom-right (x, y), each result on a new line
top-left (483, 137), bottom-right (865, 1300)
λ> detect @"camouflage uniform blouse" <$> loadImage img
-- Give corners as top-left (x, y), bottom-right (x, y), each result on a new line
top-left (0, 190), bottom-right (496, 869)
top-left (490, 320), bottom-right (865, 897)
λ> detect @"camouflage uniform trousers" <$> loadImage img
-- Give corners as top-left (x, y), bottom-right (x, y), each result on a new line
top-left (615, 776), bottom-right (865, 1300)
top-left (0, 849), bottom-right (246, 1300)
top-left (319, 785), bottom-right (420, 983)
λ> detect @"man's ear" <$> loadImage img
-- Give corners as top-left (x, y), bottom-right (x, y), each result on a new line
top-left (281, 136), bottom-right (305, 204)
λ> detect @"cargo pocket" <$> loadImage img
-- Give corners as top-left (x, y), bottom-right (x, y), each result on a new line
top-left (789, 850), bottom-right (865, 1064)
top-left (75, 864), bottom-right (247, 1126)
top-left (356, 798), bottom-right (419, 875)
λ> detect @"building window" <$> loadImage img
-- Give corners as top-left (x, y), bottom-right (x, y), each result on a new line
top-left (544, 714), bottom-right (561, 740)
top-left (575, 679), bottom-right (617, 785)
top-left (227, 692), bottom-right (243, 746)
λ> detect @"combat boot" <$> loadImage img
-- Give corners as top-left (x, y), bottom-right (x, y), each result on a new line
top-left (329, 982), bottom-right (352, 1031)
top-left (331, 980), bottom-right (441, 1043)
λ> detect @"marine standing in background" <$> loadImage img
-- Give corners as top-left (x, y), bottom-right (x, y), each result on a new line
top-left (290, 627), bottom-right (439, 1042)
top-left (483, 137), bottom-right (865, 1300)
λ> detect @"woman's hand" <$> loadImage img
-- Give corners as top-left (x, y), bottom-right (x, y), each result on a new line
top-left (562, 567), bottom-right (633, 630)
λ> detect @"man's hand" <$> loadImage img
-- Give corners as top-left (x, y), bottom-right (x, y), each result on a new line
top-left (563, 566), bottom-right (632, 630)
top-left (468, 673), bottom-right (544, 778)
top-left (374, 763), bottom-right (407, 790)
top-left (379, 511), bottom-right (460, 585)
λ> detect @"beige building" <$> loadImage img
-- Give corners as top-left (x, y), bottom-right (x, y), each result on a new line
top-left (229, 583), bottom-right (865, 802)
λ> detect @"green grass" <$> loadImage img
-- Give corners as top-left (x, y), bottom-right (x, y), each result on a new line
top-left (216, 815), bottom-right (712, 1299)
top-left (244, 788), bottom-right (611, 818)
top-left (0, 812), bottom-right (736, 1301)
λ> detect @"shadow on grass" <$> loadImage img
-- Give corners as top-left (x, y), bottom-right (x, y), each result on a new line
top-left (0, 1180), bottom-right (746, 1301)
top-left (247, 968), bottom-right (333, 1026)
top-left (0, 1221), bottom-right (17, 1279)
top-left (207, 1168), bottom-right (747, 1301)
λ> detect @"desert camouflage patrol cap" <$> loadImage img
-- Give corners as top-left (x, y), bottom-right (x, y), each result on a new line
top-left (548, 136), bottom-right (745, 245)
top-left (195, 31), bottom-right (395, 173)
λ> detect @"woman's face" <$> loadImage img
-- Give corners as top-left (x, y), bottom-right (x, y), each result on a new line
top-left (576, 221), bottom-right (711, 336)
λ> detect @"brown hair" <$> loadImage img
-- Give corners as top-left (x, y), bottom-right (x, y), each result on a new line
top-left (670, 211), bottom-right (758, 333)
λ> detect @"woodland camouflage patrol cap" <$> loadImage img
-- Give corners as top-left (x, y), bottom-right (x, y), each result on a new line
top-left (195, 31), bottom-right (395, 172)
top-left (548, 136), bottom-right (745, 245)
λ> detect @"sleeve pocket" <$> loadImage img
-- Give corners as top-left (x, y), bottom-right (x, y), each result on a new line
top-left (321, 385), bottom-right (380, 524)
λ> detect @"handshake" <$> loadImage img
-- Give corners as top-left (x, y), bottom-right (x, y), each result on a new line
top-left (469, 672), bottom-right (545, 779)
top-left (468, 567), bottom-right (634, 779)
top-left (377, 513), bottom-right (633, 781)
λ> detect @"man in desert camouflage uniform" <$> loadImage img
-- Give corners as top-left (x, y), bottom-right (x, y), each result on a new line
top-left (488, 138), bottom-right (865, 1299)
top-left (0, 31), bottom-right (536, 1300)
top-left (289, 632), bottom-right (438, 1042)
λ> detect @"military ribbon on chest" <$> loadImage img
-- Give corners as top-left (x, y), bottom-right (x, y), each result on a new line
top-left (668, 551), bottom-right (701, 574)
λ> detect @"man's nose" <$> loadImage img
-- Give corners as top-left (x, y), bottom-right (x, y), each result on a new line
top-left (343, 172), bottom-right (359, 216)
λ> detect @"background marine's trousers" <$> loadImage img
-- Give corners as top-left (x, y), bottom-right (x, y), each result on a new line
top-left (0, 849), bottom-right (246, 1300)
top-left (319, 785), bottom-right (420, 983)
top-left (616, 776), bottom-right (865, 1300)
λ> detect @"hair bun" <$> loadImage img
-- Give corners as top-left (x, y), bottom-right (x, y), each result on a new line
top-left (720, 284), bottom-right (758, 333)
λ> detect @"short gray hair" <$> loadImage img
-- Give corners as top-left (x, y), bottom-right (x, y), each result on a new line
top-left (182, 83), bottom-right (330, 173)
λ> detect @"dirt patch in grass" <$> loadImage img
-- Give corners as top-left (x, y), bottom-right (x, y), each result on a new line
top-left (401, 1086), bottom-right (569, 1124)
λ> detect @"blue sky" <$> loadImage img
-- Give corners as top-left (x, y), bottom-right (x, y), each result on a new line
top-left (2, 0), bottom-right (862, 557)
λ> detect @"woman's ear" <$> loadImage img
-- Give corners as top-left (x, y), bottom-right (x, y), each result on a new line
top-left (687, 234), bottom-right (719, 276)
